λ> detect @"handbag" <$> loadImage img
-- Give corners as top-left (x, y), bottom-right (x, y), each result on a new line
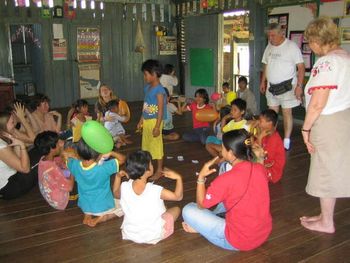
top-left (268, 78), bottom-right (293, 96)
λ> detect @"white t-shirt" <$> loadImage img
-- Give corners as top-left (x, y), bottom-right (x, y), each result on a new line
top-left (237, 88), bottom-right (258, 116)
top-left (160, 74), bottom-right (178, 95)
top-left (305, 49), bottom-right (350, 115)
top-left (262, 39), bottom-right (304, 85)
top-left (0, 139), bottom-right (17, 189)
top-left (120, 180), bottom-right (166, 244)
top-left (104, 111), bottom-right (126, 137)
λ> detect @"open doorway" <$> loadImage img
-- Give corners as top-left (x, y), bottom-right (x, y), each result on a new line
top-left (9, 24), bottom-right (43, 97)
top-left (221, 10), bottom-right (249, 92)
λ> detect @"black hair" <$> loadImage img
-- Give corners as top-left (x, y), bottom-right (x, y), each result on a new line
top-left (231, 98), bottom-right (247, 112)
top-left (238, 76), bottom-right (248, 85)
top-left (34, 131), bottom-right (59, 156)
top-left (76, 138), bottom-right (100, 161)
top-left (194, 89), bottom-right (209, 104)
top-left (219, 106), bottom-right (231, 120)
top-left (222, 82), bottom-right (230, 89)
top-left (222, 129), bottom-right (253, 161)
top-left (30, 93), bottom-right (50, 111)
top-left (141, 59), bottom-right (163, 78)
top-left (106, 99), bottom-right (120, 111)
top-left (164, 64), bottom-right (175, 75)
top-left (261, 109), bottom-right (278, 127)
top-left (125, 150), bottom-right (152, 180)
top-left (73, 99), bottom-right (89, 111)
top-left (164, 87), bottom-right (170, 98)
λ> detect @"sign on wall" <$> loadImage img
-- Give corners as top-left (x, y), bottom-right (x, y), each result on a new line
top-left (52, 39), bottom-right (67, 60)
top-left (78, 64), bottom-right (100, 99)
top-left (77, 27), bottom-right (100, 62)
top-left (159, 36), bottom-right (177, 55)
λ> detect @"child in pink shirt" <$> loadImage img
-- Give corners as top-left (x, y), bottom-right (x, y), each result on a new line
top-left (34, 131), bottom-right (74, 210)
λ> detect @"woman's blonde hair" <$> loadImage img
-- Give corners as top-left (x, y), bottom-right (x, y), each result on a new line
top-left (304, 16), bottom-right (339, 46)
top-left (97, 84), bottom-right (117, 107)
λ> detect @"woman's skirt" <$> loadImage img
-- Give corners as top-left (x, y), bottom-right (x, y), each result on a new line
top-left (306, 108), bottom-right (350, 198)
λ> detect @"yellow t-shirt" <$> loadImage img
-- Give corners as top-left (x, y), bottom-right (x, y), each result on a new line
top-left (222, 119), bottom-right (250, 133)
top-left (72, 115), bottom-right (92, 142)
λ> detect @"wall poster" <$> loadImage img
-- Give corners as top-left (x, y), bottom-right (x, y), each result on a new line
top-left (52, 39), bottom-right (67, 60)
top-left (159, 36), bottom-right (177, 55)
top-left (268, 13), bottom-right (289, 38)
top-left (78, 63), bottom-right (100, 99)
top-left (77, 27), bottom-right (100, 62)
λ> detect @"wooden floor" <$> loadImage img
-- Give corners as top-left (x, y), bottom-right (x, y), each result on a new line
top-left (1, 102), bottom-right (350, 263)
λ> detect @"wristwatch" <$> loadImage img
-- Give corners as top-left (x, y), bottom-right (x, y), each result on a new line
top-left (296, 83), bottom-right (303, 89)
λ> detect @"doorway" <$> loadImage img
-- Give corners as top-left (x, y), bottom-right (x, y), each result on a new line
top-left (221, 10), bottom-right (249, 92)
top-left (9, 24), bottom-right (44, 97)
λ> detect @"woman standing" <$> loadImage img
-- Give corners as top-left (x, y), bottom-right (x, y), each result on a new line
top-left (300, 17), bottom-right (350, 233)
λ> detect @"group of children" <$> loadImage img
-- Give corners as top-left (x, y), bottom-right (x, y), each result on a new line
top-left (27, 59), bottom-right (287, 250)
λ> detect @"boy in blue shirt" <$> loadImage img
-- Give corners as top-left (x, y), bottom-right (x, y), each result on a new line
top-left (66, 139), bottom-right (125, 227)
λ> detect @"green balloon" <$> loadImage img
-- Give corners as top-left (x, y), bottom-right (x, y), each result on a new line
top-left (81, 120), bottom-right (114, 154)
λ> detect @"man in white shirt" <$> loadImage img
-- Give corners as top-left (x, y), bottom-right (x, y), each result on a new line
top-left (260, 23), bottom-right (305, 150)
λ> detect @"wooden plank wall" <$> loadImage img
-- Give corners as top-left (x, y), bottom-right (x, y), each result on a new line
top-left (0, 1), bottom-right (177, 108)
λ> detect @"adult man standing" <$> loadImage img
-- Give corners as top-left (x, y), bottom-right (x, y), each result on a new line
top-left (260, 23), bottom-right (305, 150)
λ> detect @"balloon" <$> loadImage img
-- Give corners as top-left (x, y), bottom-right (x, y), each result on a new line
top-left (201, 0), bottom-right (208, 8)
top-left (81, 120), bottom-right (114, 154)
top-left (118, 100), bottom-right (131, 123)
top-left (210, 92), bottom-right (221, 101)
top-left (195, 108), bottom-right (219, 122)
top-left (226, 91), bottom-right (237, 105)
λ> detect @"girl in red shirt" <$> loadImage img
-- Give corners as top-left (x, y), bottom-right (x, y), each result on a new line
top-left (182, 129), bottom-right (272, 251)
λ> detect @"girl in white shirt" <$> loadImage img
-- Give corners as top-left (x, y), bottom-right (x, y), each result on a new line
top-left (114, 150), bottom-right (183, 244)
top-left (160, 64), bottom-right (178, 96)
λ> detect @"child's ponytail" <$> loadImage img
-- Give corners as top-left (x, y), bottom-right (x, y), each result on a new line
top-left (222, 129), bottom-right (253, 161)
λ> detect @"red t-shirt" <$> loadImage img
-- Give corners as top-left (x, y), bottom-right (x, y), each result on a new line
top-left (38, 157), bottom-right (72, 210)
top-left (202, 161), bottom-right (272, 251)
top-left (187, 102), bottom-right (212, 129)
top-left (262, 131), bottom-right (286, 183)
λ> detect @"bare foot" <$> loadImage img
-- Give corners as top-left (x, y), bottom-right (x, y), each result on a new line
top-left (87, 214), bottom-right (117, 227)
top-left (83, 215), bottom-right (92, 225)
top-left (300, 214), bottom-right (321, 222)
top-left (182, 222), bottom-right (198, 233)
top-left (148, 170), bottom-right (163, 181)
top-left (300, 219), bottom-right (335, 234)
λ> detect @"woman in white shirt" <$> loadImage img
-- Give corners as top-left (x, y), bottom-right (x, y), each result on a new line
top-left (0, 112), bottom-right (35, 199)
top-left (300, 17), bottom-right (350, 234)
top-left (160, 64), bottom-right (178, 96)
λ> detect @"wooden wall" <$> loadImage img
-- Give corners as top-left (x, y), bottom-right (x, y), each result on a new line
top-left (0, 1), bottom-right (177, 108)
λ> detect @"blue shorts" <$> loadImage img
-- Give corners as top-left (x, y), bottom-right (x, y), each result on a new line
top-left (206, 136), bottom-right (222, 145)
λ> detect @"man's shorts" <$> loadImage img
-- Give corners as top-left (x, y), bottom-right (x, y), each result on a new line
top-left (265, 88), bottom-right (300, 109)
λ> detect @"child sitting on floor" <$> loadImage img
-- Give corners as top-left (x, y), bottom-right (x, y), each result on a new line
top-left (181, 89), bottom-right (213, 145)
top-left (104, 99), bottom-right (132, 148)
top-left (114, 150), bottom-right (183, 244)
top-left (252, 109), bottom-right (286, 183)
top-left (206, 98), bottom-right (250, 159)
top-left (162, 87), bottom-right (182, 141)
top-left (34, 131), bottom-right (75, 210)
top-left (205, 106), bottom-right (231, 157)
top-left (66, 138), bottom-right (125, 227)
top-left (69, 99), bottom-right (92, 142)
